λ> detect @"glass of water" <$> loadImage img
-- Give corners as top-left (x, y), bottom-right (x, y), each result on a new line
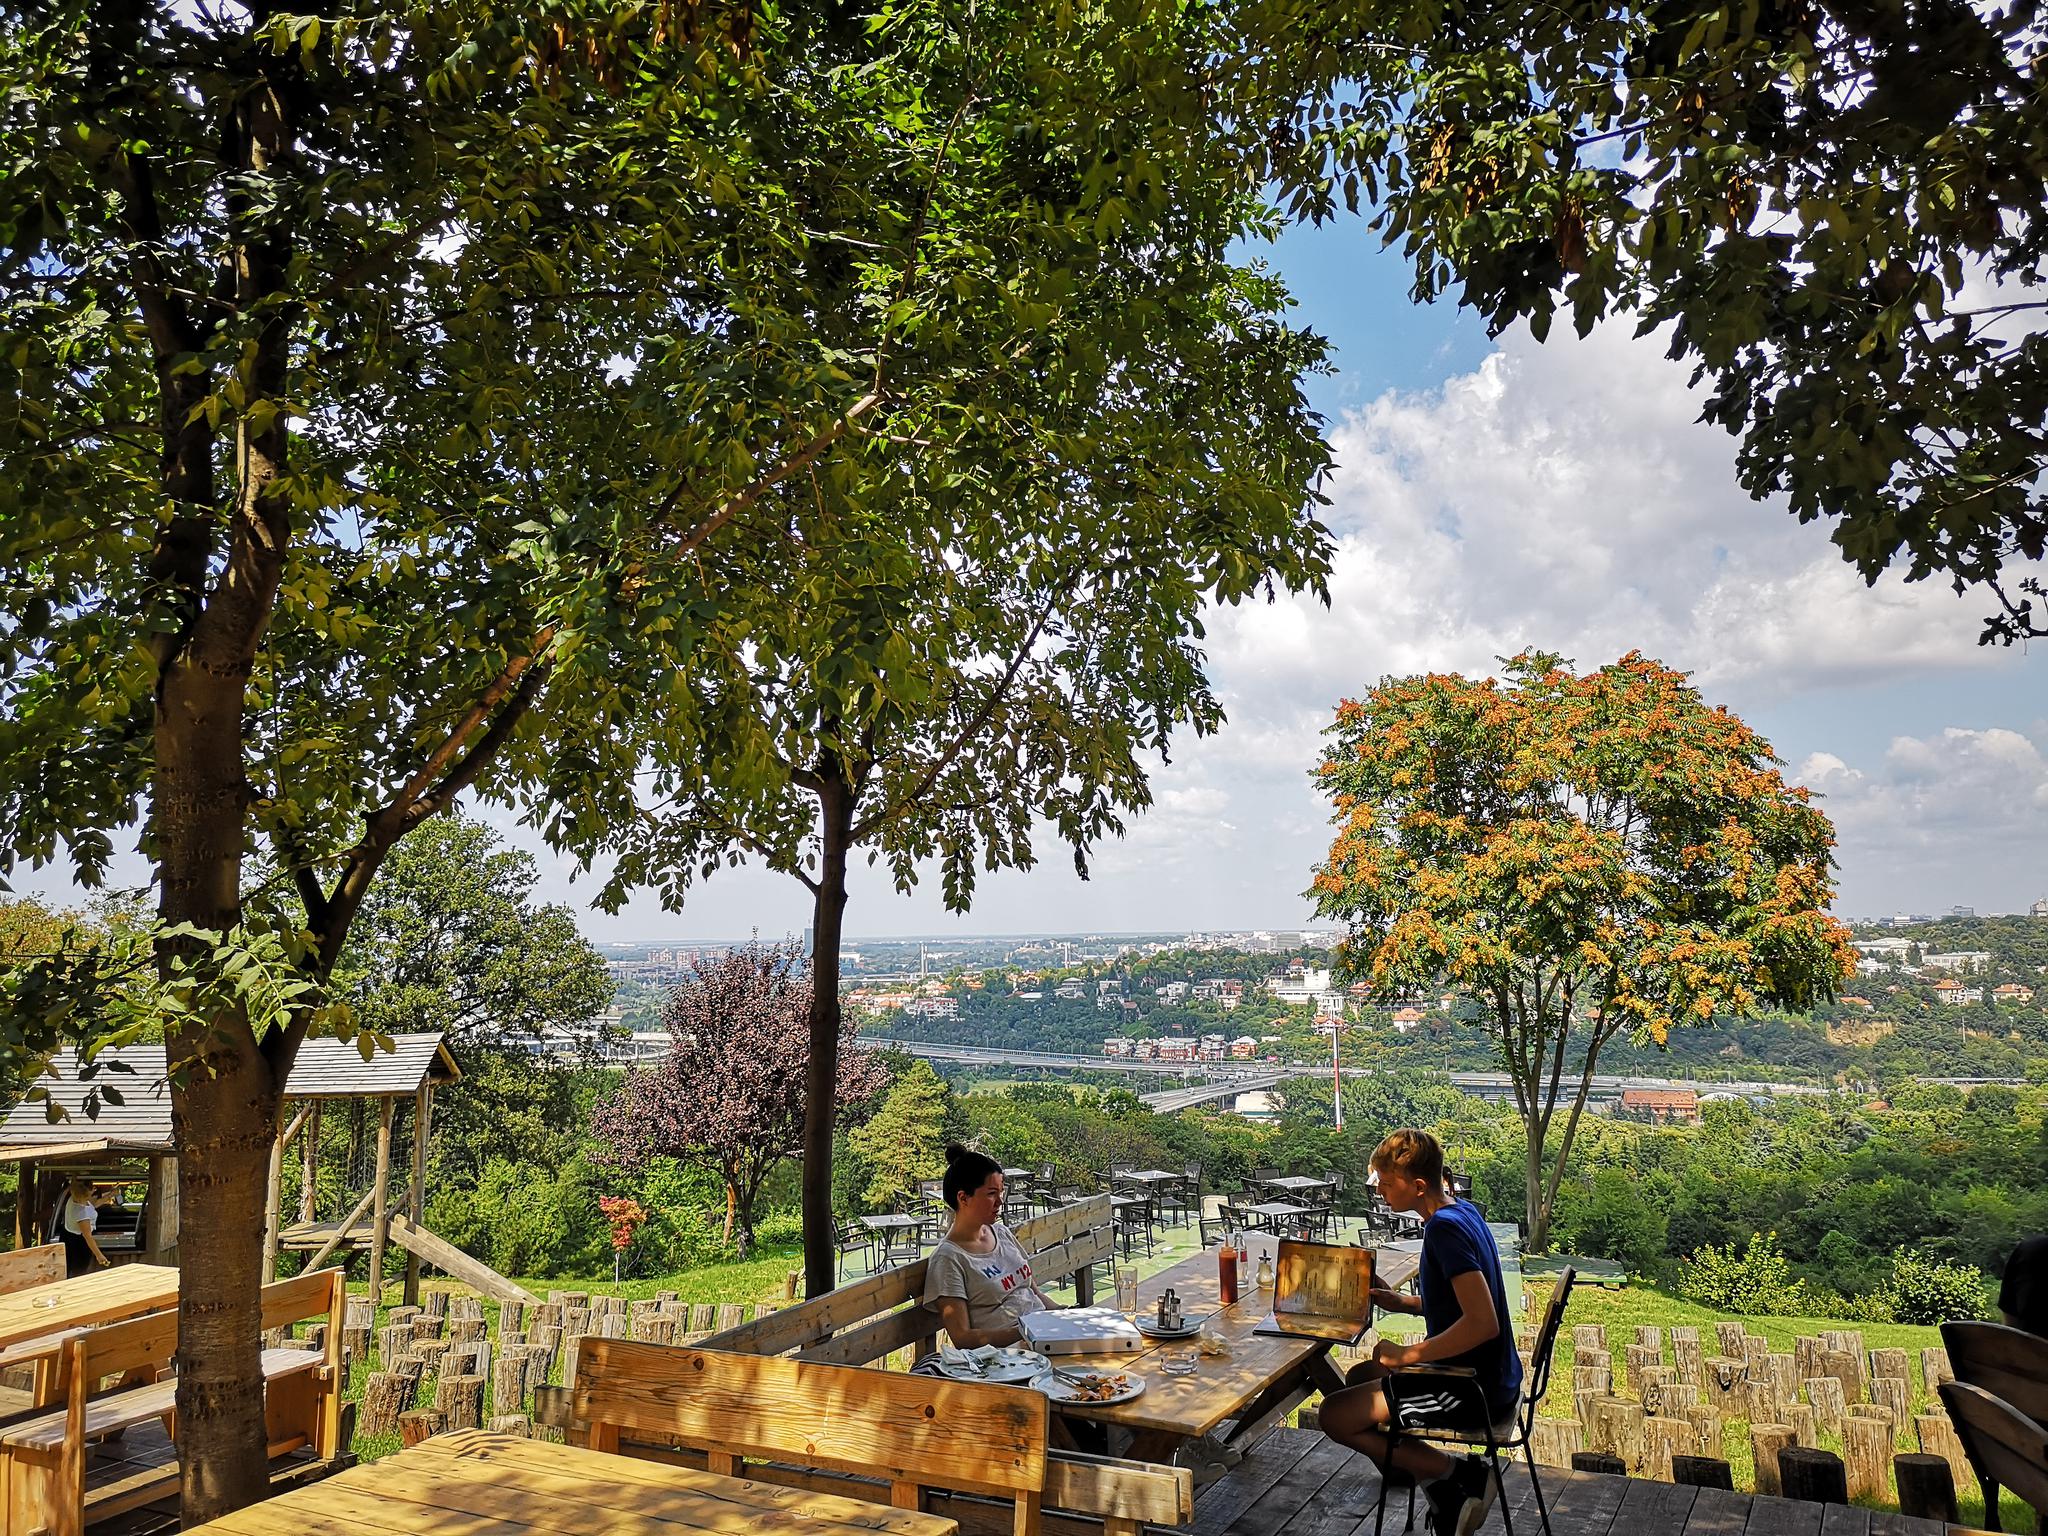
top-left (1115, 1266), bottom-right (1139, 1314)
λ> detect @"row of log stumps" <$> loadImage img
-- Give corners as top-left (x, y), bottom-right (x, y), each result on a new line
top-left (349, 1287), bottom-right (775, 1450)
top-left (1511, 1318), bottom-right (1971, 1520)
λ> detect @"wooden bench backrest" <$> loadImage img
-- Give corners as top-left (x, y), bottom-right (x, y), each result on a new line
top-left (1940, 1320), bottom-right (2048, 1427)
top-left (1940, 1379), bottom-right (2048, 1515)
top-left (71, 1266), bottom-right (345, 1382)
top-left (573, 1337), bottom-right (1048, 1504)
top-left (0, 1244), bottom-right (66, 1296)
top-left (702, 1196), bottom-right (1112, 1366)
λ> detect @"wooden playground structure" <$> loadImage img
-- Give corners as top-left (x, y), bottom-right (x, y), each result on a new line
top-left (0, 1033), bottom-right (535, 1306)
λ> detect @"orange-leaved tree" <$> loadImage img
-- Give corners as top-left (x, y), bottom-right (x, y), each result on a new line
top-left (1310, 652), bottom-right (1853, 1250)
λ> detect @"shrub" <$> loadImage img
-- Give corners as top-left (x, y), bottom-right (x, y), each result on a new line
top-left (1677, 1231), bottom-right (1814, 1315)
top-left (1875, 1249), bottom-right (1992, 1325)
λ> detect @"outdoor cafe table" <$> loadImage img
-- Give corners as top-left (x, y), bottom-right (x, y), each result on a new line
top-left (183, 1429), bottom-right (964, 1536)
top-left (1256, 1175), bottom-right (1331, 1197)
top-left (1241, 1200), bottom-right (1310, 1231)
top-left (1047, 1245), bottom-right (1420, 1468)
top-left (860, 1214), bottom-right (924, 1232)
top-left (0, 1261), bottom-right (179, 1403)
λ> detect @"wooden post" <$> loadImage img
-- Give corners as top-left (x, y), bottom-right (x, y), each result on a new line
top-left (1915, 1413), bottom-right (1976, 1496)
top-left (263, 1119), bottom-right (287, 1281)
top-left (1780, 1447), bottom-right (1849, 1505)
top-left (404, 1084), bottom-right (431, 1306)
top-left (368, 1095), bottom-right (395, 1307)
top-left (1895, 1454), bottom-right (1959, 1523)
top-left (12, 1157), bottom-right (34, 1249)
top-left (301, 1102), bottom-right (321, 1224)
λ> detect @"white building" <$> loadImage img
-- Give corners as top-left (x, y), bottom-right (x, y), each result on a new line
top-left (1922, 951), bottom-right (1993, 974)
top-left (1270, 967), bottom-right (1333, 1005)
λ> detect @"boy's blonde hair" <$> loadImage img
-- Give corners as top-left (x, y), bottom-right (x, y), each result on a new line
top-left (1370, 1128), bottom-right (1446, 1188)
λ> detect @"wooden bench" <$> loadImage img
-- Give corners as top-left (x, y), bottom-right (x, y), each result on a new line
top-left (573, 1338), bottom-right (1049, 1536)
top-left (539, 1198), bottom-right (1193, 1536)
top-left (0, 1267), bottom-right (347, 1536)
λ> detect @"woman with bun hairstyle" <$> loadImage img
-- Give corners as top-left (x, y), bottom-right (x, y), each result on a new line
top-left (921, 1143), bottom-right (1052, 1347)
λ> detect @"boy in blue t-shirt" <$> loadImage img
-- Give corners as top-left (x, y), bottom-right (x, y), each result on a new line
top-left (1319, 1130), bottom-right (1521, 1536)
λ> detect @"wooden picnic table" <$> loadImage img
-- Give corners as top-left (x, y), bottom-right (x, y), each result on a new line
top-left (184, 1429), bottom-right (964, 1536)
top-left (0, 1262), bottom-right (177, 1354)
top-left (1049, 1246), bottom-right (1418, 1467)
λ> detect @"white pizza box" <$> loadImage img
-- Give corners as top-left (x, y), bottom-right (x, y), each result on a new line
top-left (1019, 1306), bottom-right (1147, 1356)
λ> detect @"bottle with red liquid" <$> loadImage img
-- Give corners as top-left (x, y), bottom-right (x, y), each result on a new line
top-left (1218, 1230), bottom-right (1240, 1304)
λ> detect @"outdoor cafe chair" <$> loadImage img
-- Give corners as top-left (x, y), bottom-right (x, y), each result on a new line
top-left (1370, 1267), bottom-right (1577, 1536)
top-left (880, 1224), bottom-right (924, 1268)
top-left (836, 1220), bottom-right (876, 1277)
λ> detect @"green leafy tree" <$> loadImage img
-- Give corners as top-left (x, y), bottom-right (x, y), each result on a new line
top-left (1310, 651), bottom-right (1854, 1249)
top-left (594, 96), bottom-right (1334, 1292)
top-left (1257, 0), bottom-right (2048, 639)
top-left (848, 1059), bottom-right (954, 1211)
top-left (0, 0), bottom-right (1327, 1511)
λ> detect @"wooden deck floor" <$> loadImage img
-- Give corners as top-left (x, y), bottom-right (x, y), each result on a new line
top-left (1197, 1430), bottom-right (1983, 1536)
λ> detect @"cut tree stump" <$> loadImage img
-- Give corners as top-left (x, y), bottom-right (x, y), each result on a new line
top-left (488, 1413), bottom-right (533, 1437)
top-left (1530, 1418), bottom-right (1584, 1468)
top-left (1780, 1446), bottom-right (1849, 1506)
top-left (1921, 1347), bottom-right (1953, 1392)
top-left (1783, 1404), bottom-right (1816, 1445)
top-left (359, 1371), bottom-right (416, 1439)
top-left (1572, 1325), bottom-right (1607, 1353)
top-left (1894, 1454), bottom-right (1959, 1523)
top-left (1843, 1414), bottom-right (1894, 1501)
top-left (436, 1372), bottom-right (486, 1432)
top-left (1715, 1323), bottom-right (1748, 1357)
top-left (1750, 1423), bottom-right (1796, 1497)
top-left (398, 1409), bottom-right (443, 1447)
top-left (1871, 1375), bottom-right (1911, 1428)
top-left (1644, 1417), bottom-right (1701, 1481)
top-left (1706, 1359), bottom-right (1747, 1417)
top-left (1915, 1413), bottom-right (1976, 1495)
top-left (1805, 1376), bottom-right (1847, 1439)
top-left (1572, 1452), bottom-right (1626, 1475)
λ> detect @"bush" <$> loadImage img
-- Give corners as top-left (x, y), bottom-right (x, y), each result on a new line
top-left (429, 1155), bottom-right (611, 1278)
top-left (1874, 1249), bottom-right (1992, 1325)
top-left (1677, 1231), bottom-right (1814, 1315)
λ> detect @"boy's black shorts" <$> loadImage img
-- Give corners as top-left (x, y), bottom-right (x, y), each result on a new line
top-left (1385, 1370), bottom-right (1508, 1436)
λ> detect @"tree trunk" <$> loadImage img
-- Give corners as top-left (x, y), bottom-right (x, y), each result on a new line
top-left (800, 758), bottom-right (855, 1299)
top-left (167, 1039), bottom-right (282, 1521)
top-left (1523, 1123), bottom-right (1549, 1253)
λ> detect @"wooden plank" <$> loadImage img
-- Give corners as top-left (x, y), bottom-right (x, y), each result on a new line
top-left (1611, 1469), bottom-right (1699, 1536)
top-left (387, 1215), bottom-right (539, 1305)
top-left (1537, 1463), bottom-right (1633, 1536)
top-left (1682, 1485), bottom-right (1753, 1536)
top-left (1869, 1514), bottom-right (1951, 1536)
top-left (402, 1431), bottom-right (957, 1534)
top-left (1193, 1435), bottom-right (1350, 1536)
top-left (573, 1339), bottom-right (1046, 1500)
top-left (305, 1456), bottom-right (961, 1536)
top-left (800, 1305), bottom-right (939, 1368)
top-left (0, 1243), bottom-right (65, 1296)
top-left (1818, 1505), bottom-right (1871, 1536)
top-left (1042, 1451), bottom-right (1193, 1525)
top-left (1738, 1492), bottom-right (1824, 1536)
top-left (1271, 1441), bottom-right (1402, 1536)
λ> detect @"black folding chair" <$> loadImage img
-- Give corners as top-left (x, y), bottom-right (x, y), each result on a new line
top-left (1371, 1268), bottom-right (1577, 1536)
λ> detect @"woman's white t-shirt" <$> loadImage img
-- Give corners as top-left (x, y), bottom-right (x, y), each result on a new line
top-left (922, 1223), bottom-right (1048, 1331)
top-left (62, 1199), bottom-right (98, 1236)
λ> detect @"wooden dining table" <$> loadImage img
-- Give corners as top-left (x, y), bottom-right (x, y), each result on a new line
top-left (185, 1429), bottom-right (965, 1536)
top-left (0, 1262), bottom-right (179, 1354)
top-left (1048, 1245), bottom-right (1418, 1469)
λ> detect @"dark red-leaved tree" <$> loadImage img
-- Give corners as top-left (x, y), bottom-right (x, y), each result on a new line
top-left (593, 944), bottom-right (887, 1252)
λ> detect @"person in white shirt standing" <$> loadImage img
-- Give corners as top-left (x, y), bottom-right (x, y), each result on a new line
top-left (57, 1178), bottom-right (112, 1276)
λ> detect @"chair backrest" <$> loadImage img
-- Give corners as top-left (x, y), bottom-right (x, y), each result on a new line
top-left (1521, 1269), bottom-right (1577, 1424)
top-left (1940, 1380), bottom-right (2048, 1516)
top-left (1941, 1320), bottom-right (2048, 1427)
top-left (0, 1244), bottom-right (66, 1296)
top-left (573, 1338), bottom-right (1048, 1533)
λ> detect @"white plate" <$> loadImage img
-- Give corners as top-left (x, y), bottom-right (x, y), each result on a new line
top-left (1032, 1369), bottom-right (1148, 1406)
top-left (1135, 1319), bottom-right (1203, 1340)
top-left (935, 1347), bottom-right (1049, 1385)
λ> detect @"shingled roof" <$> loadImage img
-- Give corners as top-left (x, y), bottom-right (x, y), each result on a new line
top-left (0, 1033), bottom-right (459, 1156)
